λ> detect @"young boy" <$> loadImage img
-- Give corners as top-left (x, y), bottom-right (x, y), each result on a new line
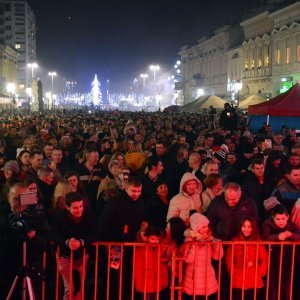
top-left (262, 204), bottom-right (300, 300)
top-left (134, 226), bottom-right (168, 300)
top-left (51, 192), bottom-right (97, 300)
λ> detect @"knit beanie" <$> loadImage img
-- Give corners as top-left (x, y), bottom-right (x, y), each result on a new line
top-left (190, 213), bottom-right (209, 232)
top-left (4, 160), bottom-right (20, 175)
top-left (213, 150), bottom-right (226, 163)
top-left (264, 197), bottom-right (281, 212)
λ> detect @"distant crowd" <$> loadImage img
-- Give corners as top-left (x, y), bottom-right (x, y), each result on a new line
top-left (0, 106), bottom-right (300, 300)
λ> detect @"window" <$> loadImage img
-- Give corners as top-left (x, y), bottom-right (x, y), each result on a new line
top-left (258, 59), bottom-right (262, 68)
top-left (277, 49), bottom-right (281, 64)
top-left (297, 45), bottom-right (300, 62)
top-left (265, 56), bottom-right (270, 66)
top-left (286, 47), bottom-right (290, 64)
top-left (15, 43), bottom-right (21, 49)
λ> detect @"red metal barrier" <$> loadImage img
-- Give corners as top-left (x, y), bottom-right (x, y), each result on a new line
top-left (46, 241), bottom-right (300, 299)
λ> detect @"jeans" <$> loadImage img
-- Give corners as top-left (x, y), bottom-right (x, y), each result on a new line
top-left (58, 255), bottom-right (88, 300)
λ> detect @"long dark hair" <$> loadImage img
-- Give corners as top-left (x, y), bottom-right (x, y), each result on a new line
top-left (236, 217), bottom-right (260, 241)
top-left (167, 217), bottom-right (186, 247)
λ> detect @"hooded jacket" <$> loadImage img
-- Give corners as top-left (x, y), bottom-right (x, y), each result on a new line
top-left (167, 173), bottom-right (202, 226)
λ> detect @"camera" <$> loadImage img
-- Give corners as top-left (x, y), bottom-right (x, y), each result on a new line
top-left (9, 192), bottom-right (44, 235)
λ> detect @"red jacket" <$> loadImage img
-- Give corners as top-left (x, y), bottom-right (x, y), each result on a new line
top-left (225, 237), bottom-right (268, 289)
top-left (134, 244), bottom-right (168, 293)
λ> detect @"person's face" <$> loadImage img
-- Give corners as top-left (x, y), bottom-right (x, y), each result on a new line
top-left (20, 152), bottom-right (30, 165)
top-left (155, 144), bottom-right (166, 156)
top-left (272, 159), bottom-right (281, 168)
top-left (188, 156), bottom-right (199, 168)
top-left (184, 180), bottom-right (198, 195)
top-left (289, 156), bottom-right (300, 167)
top-left (241, 220), bottom-right (252, 237)
top-left (67, 175), bottom-right (78, 192)
top-left (147, 235), bottom-right (160, 244)
top-left (183, 149), bottom-right (189, 160)
top-left (24, 139), bottom-right (33, 150)
top-left (198, 224), bottom-right (210, 236)
top-left (4, 168), bottom-right (13, 180)
top-left (44, 145), bottom-right (54, 158)
top-left (43, 173), bottom-right (54, 185)
top-left (205, 137), bottom-right (214, 147)
top-left (51, 150), bottom-right (63, 164)
top-left (287, 169), bottom-right (300, 186)
top-left (117, 155), bottom-right (124, 166)
top-left (273, 213), bottom-right (289, 229)
top-left (67, 200), bottom-right (84, 219)
top-left (227, 154), bottom-right (236, 165)
top-left (48, 138), bottom-right (58, 148)
top-left (206, 164), bottom-right (219, 176)
top-left (28, 183), bottom-right (38, 193)
top-left (274, 135), bottom-right (283, 145)
top-left (156, 183), bottom-right (168, 199)
top-left (252, 164), bottom-right (265, 178)
top-left (134, 134), bottom-right (142, 143)
top-left (211, 179), bottom-right (223, 196)
top-left (9, 187), bottom-right (30, 212)
top-left (155, 161), bottom-right (164, 175)
top-left (110, 165), bottom-right (120, 177)
top-left (225, 189), bottom-right (241, 207)
top-left (87, 151), bottom-right (99, 165)
top-left (178, 136), bottom-right (186, 144)
top-left (125, 184), bottom-right (142, 201)
top-left (30, 154), bottom-right (43, 169)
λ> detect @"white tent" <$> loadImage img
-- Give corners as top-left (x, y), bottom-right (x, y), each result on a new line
top-left (198, 95), bottom-right (226, 109)
top-left (239, 94), bottom-right (266, 109)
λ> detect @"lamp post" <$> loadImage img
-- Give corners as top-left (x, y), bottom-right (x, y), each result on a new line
top-left (140, 73), bottom-right (148, 93)
top-left (48, 72), bottom-right (57, 110)
top-left (6, 82), bottom-right (16, 114)
top-left (149, 65), bottom-right (160, 85)
top-left (235, 80), bottom-right (242, 107)
top-left (27, 62), bottom-right (38, 80)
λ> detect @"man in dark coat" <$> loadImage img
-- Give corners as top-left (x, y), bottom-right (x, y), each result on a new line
top-left (241, 159), bottom-right (272, 218)
top-left (98, 176), bottom-right (145, 300)
top-left (51, 192), bottom-right (97, 300)
top-left (206, 182), bottom-right (259, 241)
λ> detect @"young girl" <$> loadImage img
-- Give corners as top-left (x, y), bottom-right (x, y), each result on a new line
top-left (225, 217), bottom-right (268, 300)
top-left (182, 212), bottom-right (223, 300)
top-left (134, 226), bottom-right (168, 300)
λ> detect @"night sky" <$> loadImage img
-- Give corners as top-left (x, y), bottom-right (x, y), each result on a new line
top-left (26, 0), bottom-right (254, 93)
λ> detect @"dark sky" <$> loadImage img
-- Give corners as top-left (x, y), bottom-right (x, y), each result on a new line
top-left (26, 0), bottom-right (248, 93)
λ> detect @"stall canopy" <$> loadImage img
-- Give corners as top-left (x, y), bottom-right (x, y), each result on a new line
top-left (248, 83), bottom-right (300, 116)
top-left (239, 94), bottom-right (266, 109)
top-left (181, 95), bottom-right (226, 111)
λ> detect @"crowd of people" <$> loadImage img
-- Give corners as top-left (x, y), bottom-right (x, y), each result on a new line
top-left (0, 105), bottom-right (300, 299)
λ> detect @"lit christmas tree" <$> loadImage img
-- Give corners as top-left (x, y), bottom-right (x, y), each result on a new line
top-left (90, 74), bottom-right (103, 107)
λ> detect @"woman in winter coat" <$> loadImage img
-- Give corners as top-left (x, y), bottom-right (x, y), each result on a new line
top-left (167, 172), bottom-right (203, 226)
top-left (225, 217), bottom-right (268, 300)
top-left (182, 212), bottom-right (223, 300)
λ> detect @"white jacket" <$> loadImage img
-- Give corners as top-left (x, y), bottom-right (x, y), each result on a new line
top-left (167, 173), bottom-right (202, 225)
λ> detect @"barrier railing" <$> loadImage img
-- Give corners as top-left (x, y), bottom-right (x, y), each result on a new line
top-left (10, 241), bottom-right (300, 300)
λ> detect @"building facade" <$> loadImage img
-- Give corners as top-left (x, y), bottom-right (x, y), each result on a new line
top-left (179, 1), bottom-right (300, 105)
top-left (0, 43), bottom-right (18, 95)
top-left (0, 0), bottom-right (36, 99)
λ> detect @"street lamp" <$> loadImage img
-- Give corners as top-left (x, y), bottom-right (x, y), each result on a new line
top-left (48, 72), bottom-right (57, 110)
top-left (140, 73), bottom-right (148, 92)
top-left (149, 65), bottom-right (160, 85)
top-left (6, 82), bottom-right (16, 114)
top-left (235, 80), bottom-right (242, 107)
top-left (27, 62), bottom-right (38, 80)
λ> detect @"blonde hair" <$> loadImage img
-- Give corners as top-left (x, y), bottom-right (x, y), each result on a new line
top-left (127, 142), bottom-right (143, 153)
top-left (52, 180), bottom-right (73, 209)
